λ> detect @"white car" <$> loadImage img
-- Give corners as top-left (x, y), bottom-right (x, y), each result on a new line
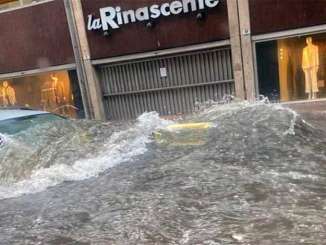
top-left (0, 109), bottom-right (64, 136)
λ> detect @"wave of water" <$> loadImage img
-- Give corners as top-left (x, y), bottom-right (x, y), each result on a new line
top-left (0, 112), bottom-right (172, 199)
top-left (0, 101), bottom-right (324, 199)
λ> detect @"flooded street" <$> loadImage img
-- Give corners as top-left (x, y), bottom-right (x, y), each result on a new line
top-left (0, 103), bottom-right (326, 244)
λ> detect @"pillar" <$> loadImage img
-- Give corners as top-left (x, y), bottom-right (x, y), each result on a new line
top-left (64, 0), bottom-right (106, 120)
top-left (227, 0), bottom-right (256, 101)
top-left (227, 0), bottom-right (245, 100)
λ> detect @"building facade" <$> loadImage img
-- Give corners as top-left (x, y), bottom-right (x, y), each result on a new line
top-left (0, 0), bottom-right (325, 120)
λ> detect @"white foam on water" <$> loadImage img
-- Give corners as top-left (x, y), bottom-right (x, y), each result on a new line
top-left (232, 233), bottom-right (245, 242)
top-left (180, 230), bottom-right (191, 244)
top-left (0, 112), bottom-right (173, 200)
top-left (273, 104), bottom-right (299, 136)
top-left (267, 170), bottom-right (319, 182)
top-left (0, 133), bottom-right (6, 148)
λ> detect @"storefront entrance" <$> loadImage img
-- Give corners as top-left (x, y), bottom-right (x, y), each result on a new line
top-left (256, 33), bottom-right (326, 102)
top-left (98, 47), bottom-right (235, 120)
top-left (0, 70), bottom-right (85, 118)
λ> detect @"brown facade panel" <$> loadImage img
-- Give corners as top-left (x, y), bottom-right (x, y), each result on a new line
top-left (81, 0), bottom-right (229, 60)
top-left (250, 0), bottom-right (326, 35)
top-left (0, 0), bottom-right (75, 74)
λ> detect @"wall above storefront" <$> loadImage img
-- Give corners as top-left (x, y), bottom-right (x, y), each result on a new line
top-left (81, 0), bottom-right (229, 60)
top-left (249, 0), bottom-right (326, 35)
top-left (0, 0), bottom-right (75, 74)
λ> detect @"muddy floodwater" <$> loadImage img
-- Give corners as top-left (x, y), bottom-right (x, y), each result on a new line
top-left (0, 102), bottom-right (325, 244)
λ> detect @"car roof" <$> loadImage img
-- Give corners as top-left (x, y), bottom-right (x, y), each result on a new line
top-left (0, 109), bottom-right (49, 121)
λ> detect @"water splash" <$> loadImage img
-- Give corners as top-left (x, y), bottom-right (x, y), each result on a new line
top-left (0, 133), bottom-right (6, 148)
top-left (0, 112), bottom-right (172, 199)
top-left (0, 101), bottom-right (324, 201)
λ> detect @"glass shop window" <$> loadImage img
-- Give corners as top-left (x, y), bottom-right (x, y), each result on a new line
top-left (0, 0), bottom-right (46, 11)
top-left (0, 0), bottom-right (20, 10)
top-left (0, 70), bottom-right (85, 118)
top-left (256, 33), bottom-right (326, 102)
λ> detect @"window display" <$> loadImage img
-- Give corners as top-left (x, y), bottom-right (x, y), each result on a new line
top-left (302, 37), bottom-right (319, 99)
top-left (0, 81), bottom-right (16, 106)
top-left (0, 0), bottom-right (45, 11)
top-left (256, 33), bottom-right (326, 102)
top-left (0, 70), bottom-right (85, 118)
top-left (0, 0), bottom-right (20, 10)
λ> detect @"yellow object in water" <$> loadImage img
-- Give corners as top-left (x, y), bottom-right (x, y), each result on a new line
top-left (154, 122), bottom-right (214, 146)
top-left (166, 122), bottom-right (214, 130)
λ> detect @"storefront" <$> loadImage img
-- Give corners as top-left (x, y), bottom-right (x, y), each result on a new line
top-left (0, 70), bottom-right (84, 118)
top-left (82, 0), bottom-right (233, 120)
top-left (250, 0), bottom-right (326, 103)
top-left (1, 0), bottom-right (325, 121)
top-left (256, 34), bottom-right (326, 102)
top-left (0, 0), bottom-right (85, 118)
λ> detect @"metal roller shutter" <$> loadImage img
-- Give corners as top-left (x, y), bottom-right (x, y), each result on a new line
top-left (99, 47), bottom-right (235, 120)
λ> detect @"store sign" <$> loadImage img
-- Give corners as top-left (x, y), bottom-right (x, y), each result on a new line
top-left (87, 0), bottom-right (220, 31)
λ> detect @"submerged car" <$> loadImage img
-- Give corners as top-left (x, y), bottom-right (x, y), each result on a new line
top-left (153, 122), bottom-right (215, 146)
top-left (0, 108), bottom-right (64, 136)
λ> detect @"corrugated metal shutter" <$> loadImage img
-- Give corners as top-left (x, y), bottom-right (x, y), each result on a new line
top-left (99, 47), bottom-right (234, 120)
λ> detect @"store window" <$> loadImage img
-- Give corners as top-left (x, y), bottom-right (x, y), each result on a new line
top-left (0, 70), bottom-right (85, 118)
top-left (256, 33), bottom-right (326, 102)
top-left (0, 0), bottom-right (45, 11)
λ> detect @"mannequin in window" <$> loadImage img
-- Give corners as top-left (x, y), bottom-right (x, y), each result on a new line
top-left (302, 37), bottom-right (319, 100)
top-left (41, 74), bottom-right (67, 114)
top-left (51, 74), bottom-right (68, 115)
top-left (1, 81), bottom-right (16, 106)
top-left (50, 74), bottom-right (65, 106)
top-left (41, 76), bottom-right (57, 111)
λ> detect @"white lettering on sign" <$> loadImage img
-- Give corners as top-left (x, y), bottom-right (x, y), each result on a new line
top-left (87, 0), bottom-right (220, 31)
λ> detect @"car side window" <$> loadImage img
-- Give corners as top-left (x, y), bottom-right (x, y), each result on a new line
top-left (0, 114), bottom-right (63, 135)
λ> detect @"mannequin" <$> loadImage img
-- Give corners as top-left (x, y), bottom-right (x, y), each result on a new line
top-left (1, 81), bottom-right (16, 106)
top-left (302, 37), bottom-right (319, 100)
top-left (52, 74), bottom-right (69, 116)
top-left (41, 75), bottom-right (57, 111)
top-left (50, 74), bottom-right (65, 106)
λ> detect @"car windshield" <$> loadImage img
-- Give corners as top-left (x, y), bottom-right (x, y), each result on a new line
top-left (0, 113), bottom-right (63, 135)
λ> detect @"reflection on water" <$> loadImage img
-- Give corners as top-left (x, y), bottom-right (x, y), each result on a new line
top-left (0, 102), bottom-right (326, 244)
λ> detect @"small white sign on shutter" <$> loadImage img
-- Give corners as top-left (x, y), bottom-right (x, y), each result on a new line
top-left (160, 67), bottom-right (167, 78)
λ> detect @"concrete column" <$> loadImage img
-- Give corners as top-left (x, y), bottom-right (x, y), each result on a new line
top-left (237, 0), bottom-right (256, 101)
top-left (64, 0), bottom-right (106, 120)
top-left (227, 0), bottom-right (256, 101)
top-left (227, 0), bottom-right (245, 100)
